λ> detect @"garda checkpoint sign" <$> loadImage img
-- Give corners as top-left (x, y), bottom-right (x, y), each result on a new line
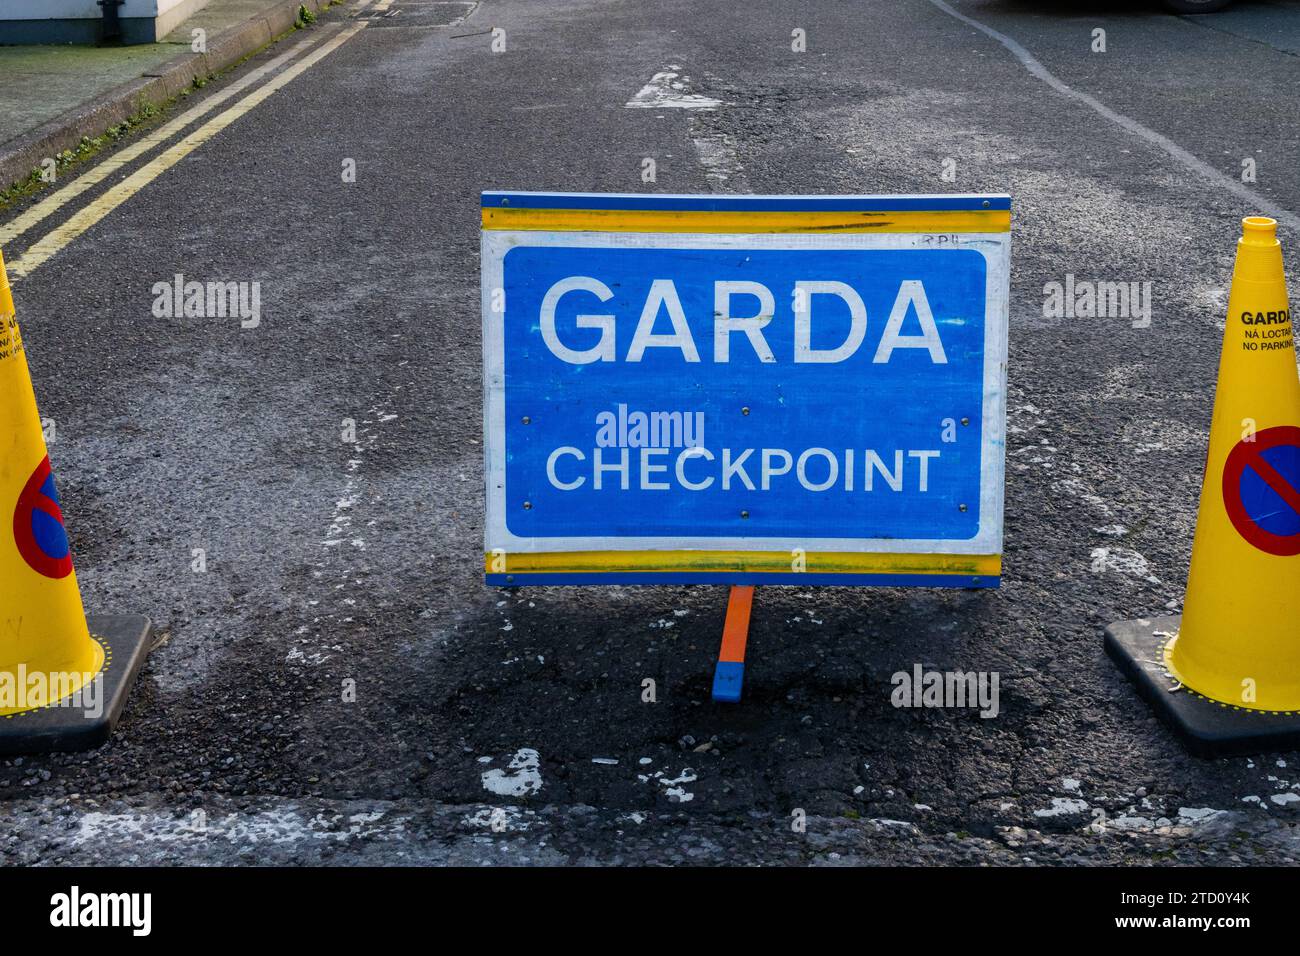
top-left (482, 192), bottom-right (1011, 587)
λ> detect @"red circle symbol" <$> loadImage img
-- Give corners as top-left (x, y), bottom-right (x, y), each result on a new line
top-left (1222, 425), bottom-right (1300, 557)
top-left (12, 456), bottom-right (73, 579)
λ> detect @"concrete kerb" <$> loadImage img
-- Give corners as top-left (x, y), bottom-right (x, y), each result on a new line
top-left (0, 0), bottom-right (336, 194)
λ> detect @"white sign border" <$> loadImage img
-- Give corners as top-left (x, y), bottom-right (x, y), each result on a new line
top-left (482, 229), bottom-right (1010, 556)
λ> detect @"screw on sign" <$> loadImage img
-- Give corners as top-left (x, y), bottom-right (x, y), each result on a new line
top-left (1222, 425), bottom-right (1300, 557)
top-left (12, 455), bottom-right (73, 579)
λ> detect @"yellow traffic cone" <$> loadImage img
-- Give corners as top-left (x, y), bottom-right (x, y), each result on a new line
top-left (0, 249), bottom-right (152, 753)
top-left (1106, 217), bottom-right (1300, 755)
top-left (1171, 217), bottom-right (1300, 709)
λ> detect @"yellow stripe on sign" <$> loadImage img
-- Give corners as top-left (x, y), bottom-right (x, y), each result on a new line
top-left (481, 207), bottom-right (1011, 234)
top-left (6, 22), bottom-right (368, 281)
top-left (485, 550), bottom-right (1001, 576)
top-left (0, 36), bottom-right (320, 250)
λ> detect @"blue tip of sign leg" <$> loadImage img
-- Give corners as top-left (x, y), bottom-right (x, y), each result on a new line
top-left (712, 661), bottom-right (745, 703)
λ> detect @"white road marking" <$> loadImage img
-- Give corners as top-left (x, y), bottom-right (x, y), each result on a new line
top-left (75, 806), bottom-right (404, 845)
top-left (626, 67), bottom-right (720, 109)
top-left (464, 806), bottom-right (535, 831)
top-left (291, 402), bottom-right (391, 667)
top-left (926, 0), bottom-right (1300, 231)
top-left (481, 748), bottom-right (544, 797)
top-left (638, 766), bottom-right (698, 803)
top-left (1091, 545), bottom-right (1160, 584)
top-left (692, 131), bottom-right (746, 188)
top-left (1033, 797), bottom-right (1088, 818)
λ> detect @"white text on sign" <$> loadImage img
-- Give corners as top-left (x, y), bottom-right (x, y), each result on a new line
top-left (540, 277), bottom-right (948, 365)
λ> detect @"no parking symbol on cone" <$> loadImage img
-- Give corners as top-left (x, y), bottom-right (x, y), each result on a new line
top-left (13, 455), bottom-right (74, 579)
top-left (1221, 425), bottom-right (1300, 557)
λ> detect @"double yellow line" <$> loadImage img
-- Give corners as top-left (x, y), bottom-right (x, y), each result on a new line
top-left (2, 16), bottom-right (371, 280)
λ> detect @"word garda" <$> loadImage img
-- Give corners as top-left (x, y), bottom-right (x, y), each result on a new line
top-left (539, 277), bottom-right (947, 365)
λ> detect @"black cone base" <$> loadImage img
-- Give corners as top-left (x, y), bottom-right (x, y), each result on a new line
top-left (1105, 614), bottom-right (1300, 757)
top-left (0, 614), bottom-right (152, 754)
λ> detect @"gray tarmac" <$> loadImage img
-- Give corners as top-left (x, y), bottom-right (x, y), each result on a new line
top-left (2, 0), bottom-right (1300, 865)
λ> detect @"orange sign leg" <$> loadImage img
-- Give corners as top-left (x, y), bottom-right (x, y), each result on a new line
top-left (712, 585), bottom-right (754, 703)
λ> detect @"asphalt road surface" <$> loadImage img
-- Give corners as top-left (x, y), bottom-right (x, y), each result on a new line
top-left (3, 0), bottom-right (1300, 866)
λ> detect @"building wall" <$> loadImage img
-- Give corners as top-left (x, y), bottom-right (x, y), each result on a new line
top-left (0, 0), bottom-right (208, 43)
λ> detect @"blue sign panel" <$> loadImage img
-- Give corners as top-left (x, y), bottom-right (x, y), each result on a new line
top-left (482, 193), bottom-right (1010, 586)
top-left (503, 246), bottom-right (984, 539)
